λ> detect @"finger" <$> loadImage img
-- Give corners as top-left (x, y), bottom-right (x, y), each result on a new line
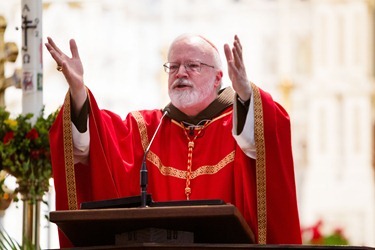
top-left (45, 42), bottom-right (57, 58)
top-left (46, 37), bottom-right (65, 56)
top-left (44, 42), bottom-right (53, 53)
top-left (234, 43), bottom-right (243, 62)
top-left (224, 54), bottom-right (238, 82)
top-left (224, 44), bottom-right (233, 63)
top-left (224, 44), bottom-right (238, 74)
top-left (232, 47), bottom-right (243, 69)
top-left (70, 39), bottom-right (80, 59)
top-left (234, 39), bottom-right (243, 62)
top-left (48, 50), bottom-right (64, 66)
top-left (234, 35), bottom-right (242, 51)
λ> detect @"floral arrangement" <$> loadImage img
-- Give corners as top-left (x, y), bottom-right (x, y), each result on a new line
top-left (302, 220), bottom-right (349, 245)
top-left (0, 170), bottom-right (13, 210)
top-left (0, 106), bottom-right (58, 204)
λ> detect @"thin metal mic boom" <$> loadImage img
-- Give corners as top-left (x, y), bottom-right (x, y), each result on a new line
top-left (140, 109), bottom-right (169, 207)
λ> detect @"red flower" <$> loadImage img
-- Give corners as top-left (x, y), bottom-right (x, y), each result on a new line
top-left (26, 128), bottom-right (39, 140)
top-left (30, 149), bottom-right (41, 160)
top-left (3, 131), bottom-right (14, 144)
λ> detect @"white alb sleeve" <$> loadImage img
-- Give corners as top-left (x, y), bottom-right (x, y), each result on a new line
top-left (71, 117), bottom-right (90, 164)
top-left (232, 93), bottom-right (256, 159)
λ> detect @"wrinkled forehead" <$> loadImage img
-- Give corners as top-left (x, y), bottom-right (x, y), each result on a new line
top-left (168, 35), bottom-right (217, 62)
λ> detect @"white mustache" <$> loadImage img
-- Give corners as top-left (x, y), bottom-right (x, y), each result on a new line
top-left (172, 79), bottom-right (193, 89)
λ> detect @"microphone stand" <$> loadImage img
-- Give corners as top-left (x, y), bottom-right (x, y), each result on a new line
top-left (140, 110), bottom-right (169, 207)
top-left (140, 154), bottom-right (148, 207)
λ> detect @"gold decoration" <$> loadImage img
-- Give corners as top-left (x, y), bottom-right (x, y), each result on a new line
top-left (252, 83), bottom-right (267, 244)
top-left (0, 16), bottom-right (20, 107)
top-left (63, 92), bottom-right (78, 210)
top-left (132, 111), bottom-right (149, 151)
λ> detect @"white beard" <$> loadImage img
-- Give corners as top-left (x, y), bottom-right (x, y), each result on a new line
top-left (169, 79), bottom-right (214, 110)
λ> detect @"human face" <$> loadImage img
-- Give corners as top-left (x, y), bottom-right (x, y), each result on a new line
top-left (167, 37), bottom-right (222, 117)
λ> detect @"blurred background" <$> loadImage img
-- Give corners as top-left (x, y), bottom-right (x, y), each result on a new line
top-left (0, 0), bottom-right (374, 248)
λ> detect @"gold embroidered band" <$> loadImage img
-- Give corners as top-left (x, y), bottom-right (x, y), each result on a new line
top-left (147, 150), bottom-right (235, 179)
top-left (133, 112), bottom-right (235, 181)
top-left (63, 92), bottom-right (78, 210)
top-left (252, 83), bottom-right (267, 244)
top-left (132, 111), bottom-right (149, 151)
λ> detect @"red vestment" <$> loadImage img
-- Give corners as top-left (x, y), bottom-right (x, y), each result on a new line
top-left (50, 85), bottom-right (301, 247)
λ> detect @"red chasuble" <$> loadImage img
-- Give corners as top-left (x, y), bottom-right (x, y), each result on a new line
top-left (50, 85), bottom-right (302, 247)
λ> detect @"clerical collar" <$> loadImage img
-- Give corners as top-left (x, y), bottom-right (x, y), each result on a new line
top-left (163, 87), bottom-right (234, 125)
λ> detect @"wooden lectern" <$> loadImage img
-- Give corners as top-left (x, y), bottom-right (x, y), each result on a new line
top-left (50, 204), bottom-right (255, 248)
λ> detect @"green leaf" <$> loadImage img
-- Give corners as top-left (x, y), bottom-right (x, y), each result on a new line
top-left (0, 228), bottom-right (22, 250)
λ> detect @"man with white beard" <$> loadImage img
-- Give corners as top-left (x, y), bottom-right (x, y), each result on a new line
top-left (46, 34), bottom-right (302, 247)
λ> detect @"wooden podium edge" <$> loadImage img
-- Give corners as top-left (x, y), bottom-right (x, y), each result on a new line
top-left (50, 204), bottom-right (255, 246)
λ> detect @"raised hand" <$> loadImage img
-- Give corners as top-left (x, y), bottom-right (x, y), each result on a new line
top-left (224, 35), bottom-right (251, 101)
top-left (45, 37), bottom-right (87, 111)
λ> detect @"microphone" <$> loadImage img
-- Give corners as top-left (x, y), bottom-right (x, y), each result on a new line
top-left (140, 109), bottom-right (169, 207)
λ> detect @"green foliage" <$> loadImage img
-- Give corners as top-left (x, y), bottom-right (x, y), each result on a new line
top-left (323, 229), bottom-right (349, 245)
top-left (0, 106), bottom-right (58, 204)
top-left (302, 220), bottom-right (350, 246)
top-left (0, 229), bottom-right (21, 250)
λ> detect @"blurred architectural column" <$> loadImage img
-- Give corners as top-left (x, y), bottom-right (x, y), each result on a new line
top-left (301, 0), bottom-right (375, 245)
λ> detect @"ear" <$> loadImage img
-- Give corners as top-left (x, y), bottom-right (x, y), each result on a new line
top-left (214, 70), bottom-right (223, 88)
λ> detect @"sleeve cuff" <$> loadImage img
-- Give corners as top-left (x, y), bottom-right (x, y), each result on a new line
top-left (232, 92), bottom-right (256, 159)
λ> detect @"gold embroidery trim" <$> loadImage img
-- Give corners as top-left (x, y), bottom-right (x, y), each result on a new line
top-left (63, 92), bottom-right (78, 210)
top-left (132, 111), bottom-right (149, 151)
top-left (133, 112), bottom-right (235, 179)
top-left (147, 150), bottom-right (235, 179)
top-left (252, 83), bottom-right (267, 244)
top-left (171, 110), bottom-right (233, 128)
top-left (133, 111), bottom-right (234, 196)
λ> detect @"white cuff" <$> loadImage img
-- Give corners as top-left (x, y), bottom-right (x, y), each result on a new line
top-left (72, 117), bottom-right (90, 164)
top-left (232, 92), bottom-right (256, 159)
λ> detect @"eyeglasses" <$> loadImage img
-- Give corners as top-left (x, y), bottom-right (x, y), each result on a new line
top-left (163, 61), bottom-right (214, 73)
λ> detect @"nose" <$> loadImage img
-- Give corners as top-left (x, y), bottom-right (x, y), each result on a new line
top-left (175, 64), bottom-right (188, 78)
